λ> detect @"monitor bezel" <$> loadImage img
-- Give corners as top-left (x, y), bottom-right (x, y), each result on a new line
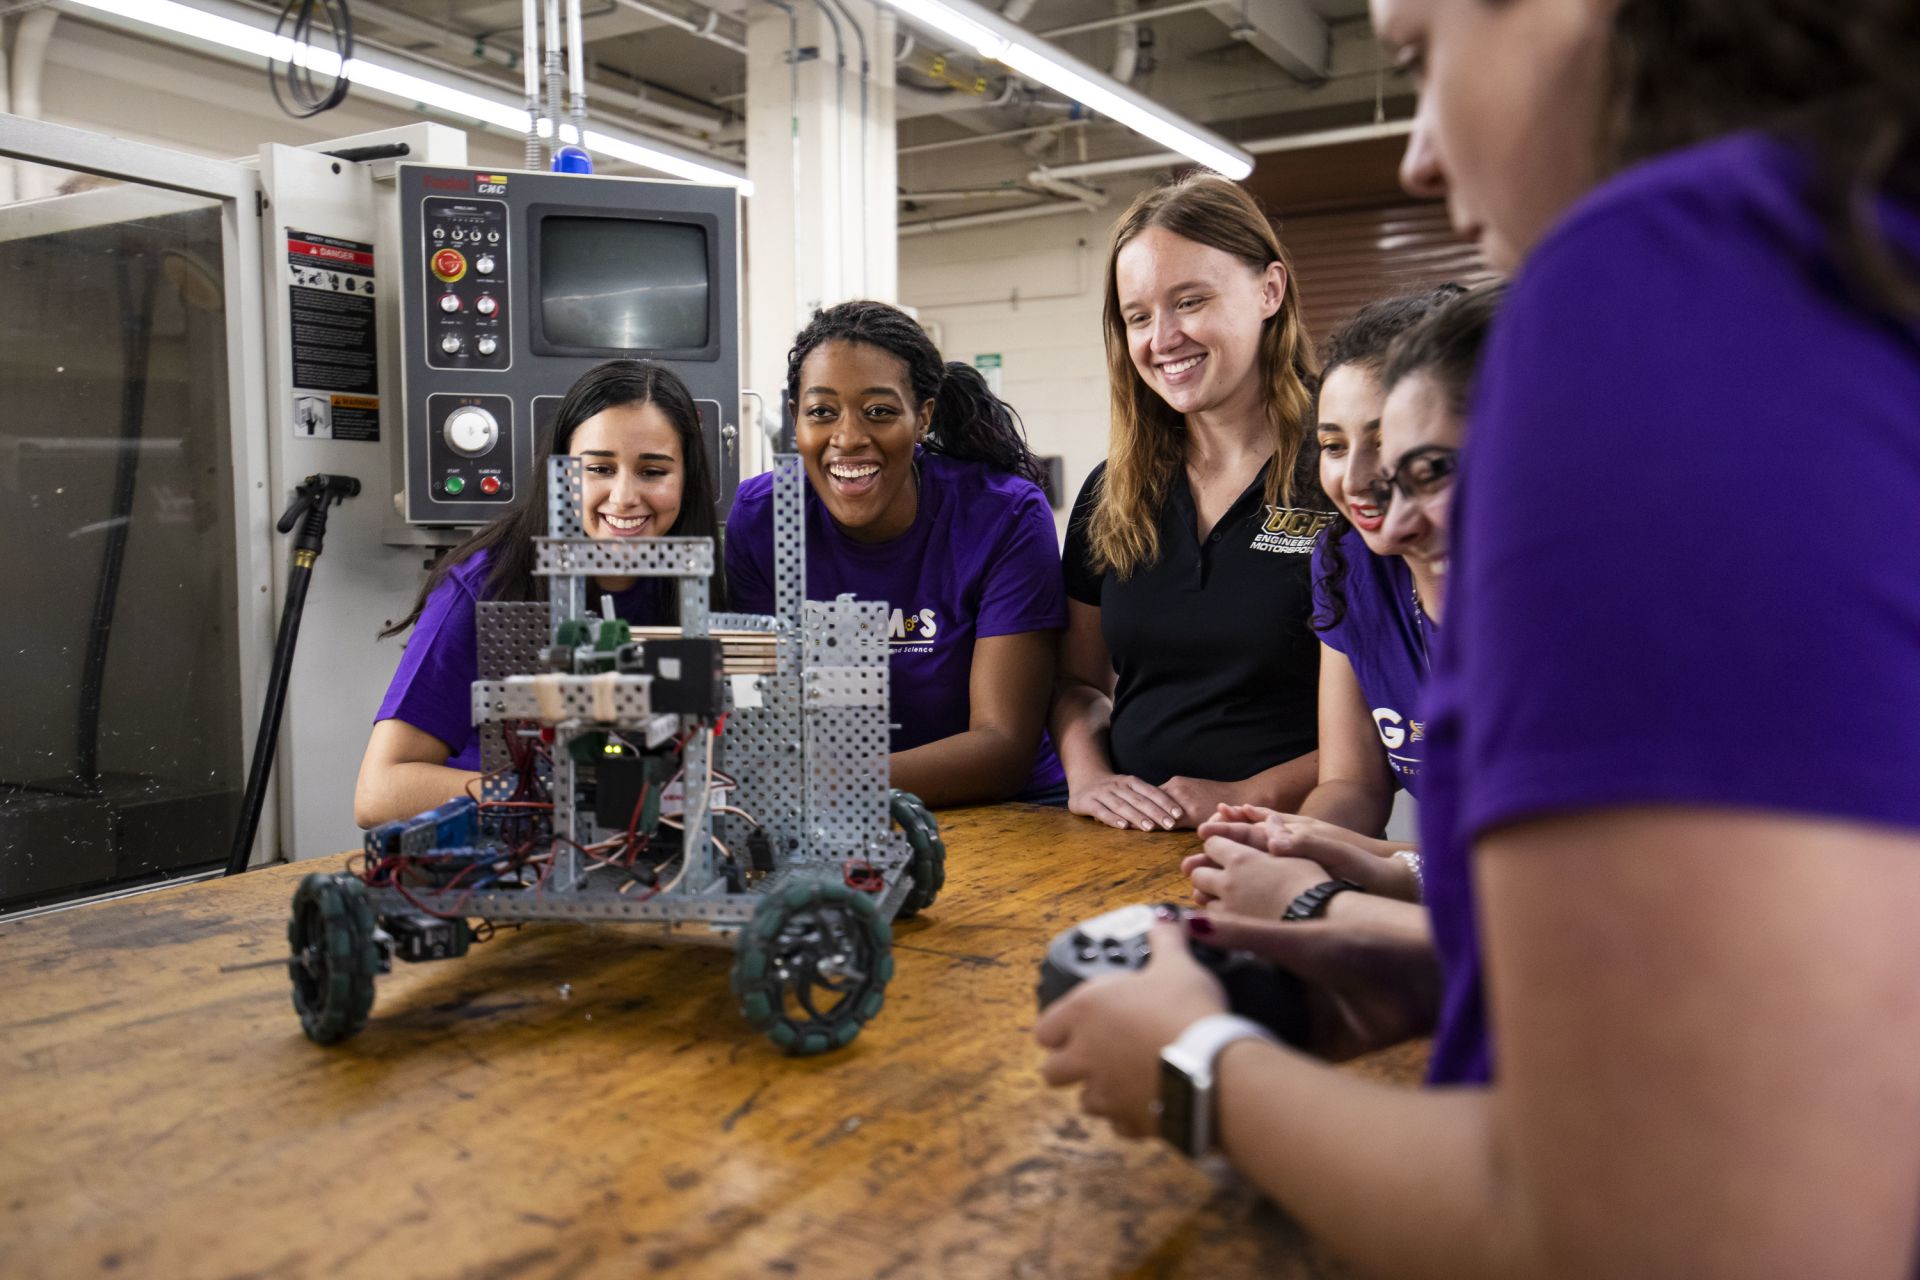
top-left (525, 203), bottom-right (723, 362)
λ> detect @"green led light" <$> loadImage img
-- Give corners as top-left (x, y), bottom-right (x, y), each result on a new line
top-left (444, 475), bottom-right (466, 495)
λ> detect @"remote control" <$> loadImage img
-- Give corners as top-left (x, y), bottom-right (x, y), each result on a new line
top-left (1035, 902), bottom-right (1312, 1047)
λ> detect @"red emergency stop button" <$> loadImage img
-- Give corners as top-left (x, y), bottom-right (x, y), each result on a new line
top-left (431, 248), bottom-right (467, 282)
top-left (480, 475), bottom-right (503, 496)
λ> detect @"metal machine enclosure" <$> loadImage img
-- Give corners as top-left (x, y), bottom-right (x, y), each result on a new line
top-left (396, 164), bottom-right (742, 525)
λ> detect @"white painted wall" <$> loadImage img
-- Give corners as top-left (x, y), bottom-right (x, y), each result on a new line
top-left (898, 176), bottom-right (1156, 541)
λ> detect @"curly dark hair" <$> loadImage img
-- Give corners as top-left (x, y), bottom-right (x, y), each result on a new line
top-left (1309, 284), bottom-right (1467, 634)
top-left (382, 360), bottom-right (726, 639)
top-left (1380, 282), bottom-right (1509, 417)
top-left (785, 299), bottom-right (1047, 488)
top-left (1607, 0), bottom-right (1920, 311)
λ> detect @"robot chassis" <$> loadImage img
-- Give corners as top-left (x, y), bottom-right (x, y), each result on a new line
top-left (285, 454), bottom-right (946, 1055)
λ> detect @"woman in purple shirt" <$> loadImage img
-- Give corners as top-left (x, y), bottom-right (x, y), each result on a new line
top-left (725, 300), bottom-right (1066, 806)
top-left (355, 361), bottom-right (726, 827)
top-left (1039, 3), bottom-right (1920, 1275)
top-left (1185, 286), bottom-right (1487, 918)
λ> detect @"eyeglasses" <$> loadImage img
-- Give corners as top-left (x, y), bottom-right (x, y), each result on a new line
top-left (1362, 445), bottom-right (1460, 514)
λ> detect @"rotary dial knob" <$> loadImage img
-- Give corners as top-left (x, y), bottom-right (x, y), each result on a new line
top-left (442, 406), bottom-right (499, 458)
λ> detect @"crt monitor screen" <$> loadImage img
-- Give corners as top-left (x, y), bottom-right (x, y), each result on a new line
top-left (538, 216), bottom-right (710, 351)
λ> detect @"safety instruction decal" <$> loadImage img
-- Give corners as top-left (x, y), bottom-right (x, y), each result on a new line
top-left (287, 230), bottom-right (380, 442)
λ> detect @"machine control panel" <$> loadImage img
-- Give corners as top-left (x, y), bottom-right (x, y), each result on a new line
top-left (397, 163), bottom-right (741, 526)
top-left (426, 393), bottom-right (513, 504)
top-left (423, 197), bottom-right (509, 371)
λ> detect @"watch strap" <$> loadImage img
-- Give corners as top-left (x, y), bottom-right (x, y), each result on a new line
top-left (1282, 878), bottom-right (1363, 921)
top-left (1158, 1013), bottom-right (1277, 1157)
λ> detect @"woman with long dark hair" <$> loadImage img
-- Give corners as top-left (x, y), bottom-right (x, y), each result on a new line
top-left (724, 299), bottom-right (1065, 806)
top-left (354, 360), bottom-right (726, 827)
top-left (1039, 2), bottom-right (1920, 1273)
top-left (1053, 174), bottom-right (1331, 832)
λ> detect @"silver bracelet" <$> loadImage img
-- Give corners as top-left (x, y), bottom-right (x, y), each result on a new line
top-left (1393, 849), bottom-right (1424, 901)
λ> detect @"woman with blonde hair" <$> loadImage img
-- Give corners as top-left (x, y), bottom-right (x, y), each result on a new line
top-left (1054, 174), bottom-right (1330, 830)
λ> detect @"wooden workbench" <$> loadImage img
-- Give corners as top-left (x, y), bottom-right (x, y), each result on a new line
top-left (0, 804), bottom-right (1425, 1279)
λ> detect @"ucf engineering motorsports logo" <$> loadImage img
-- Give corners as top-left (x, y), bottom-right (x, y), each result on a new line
top-left (1252, 506), bottom-right (1335, 555)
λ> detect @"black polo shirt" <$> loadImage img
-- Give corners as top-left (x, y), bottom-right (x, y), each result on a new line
top-left (1063, 455), bottom-right (1332, 786)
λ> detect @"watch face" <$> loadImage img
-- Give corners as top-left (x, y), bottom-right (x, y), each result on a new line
top-left (1159, 1054), bottom-right (1202, 1156)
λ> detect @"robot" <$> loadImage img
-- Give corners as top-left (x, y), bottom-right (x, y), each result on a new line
top-left (284, 453), bottom-right (945, 1055)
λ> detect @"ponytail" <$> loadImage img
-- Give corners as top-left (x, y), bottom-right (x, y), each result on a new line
top-left (927, 361), bottom-right (1047, 487)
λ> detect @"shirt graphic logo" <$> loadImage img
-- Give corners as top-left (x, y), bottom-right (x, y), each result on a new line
top-left (889, 607), bottom-right (939, 650)
top-left (1373, 707), bottom-right (1426, 752)
top-left (1252, 506), bottom-right (1335, 555)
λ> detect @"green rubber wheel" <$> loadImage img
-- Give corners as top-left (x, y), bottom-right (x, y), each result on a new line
top-left (287, 873), bottom-right (380, 1044)
top-left (889, 789), bottom-right (946, 918)
top-left (732, 873), bottom-right (892, 1056)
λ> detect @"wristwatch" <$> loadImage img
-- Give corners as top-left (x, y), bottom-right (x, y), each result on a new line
top-left (1158, 1013), bottom-right (1278, 1158)
top-left (1282, 878), bottom-right (1362, 921)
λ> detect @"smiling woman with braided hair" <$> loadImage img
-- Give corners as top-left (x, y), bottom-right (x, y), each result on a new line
top-left (724, 299), bottom-right (1068, 806)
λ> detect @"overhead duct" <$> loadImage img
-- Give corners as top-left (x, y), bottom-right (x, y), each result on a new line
top-left (1206, 0), bottom-right (1329, 82)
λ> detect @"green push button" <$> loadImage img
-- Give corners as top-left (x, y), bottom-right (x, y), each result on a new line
top-left (444, 475), bottom-right (466, 496)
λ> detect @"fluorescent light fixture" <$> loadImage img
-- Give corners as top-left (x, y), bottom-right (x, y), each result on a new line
top-left (880, 0), bottom-right (1006, 59)
top-left (61, 0), bottom-right (753, 192)
top-left (874, 0), bottom-right (1253, 179)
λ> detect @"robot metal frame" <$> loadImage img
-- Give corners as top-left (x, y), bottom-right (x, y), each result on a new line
top-left (285, 453), bottom-right (946, 1055)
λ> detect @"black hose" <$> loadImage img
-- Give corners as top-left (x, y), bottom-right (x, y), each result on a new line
top-left (72, 256), bottom-right (159, 792)
top-left (226, 476), bottom-right (360, 875)
top-left (225, 560), bottom-right (314, 876)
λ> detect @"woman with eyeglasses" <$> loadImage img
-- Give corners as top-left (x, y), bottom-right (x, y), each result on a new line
top-left (1040, 1), bottom-right (1920, 1273)
top-left (1184, 286), bottom-right (1499, 922)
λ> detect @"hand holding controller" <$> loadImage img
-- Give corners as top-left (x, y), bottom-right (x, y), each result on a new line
top-left (1036, 902), bottom-right (1311, 1047)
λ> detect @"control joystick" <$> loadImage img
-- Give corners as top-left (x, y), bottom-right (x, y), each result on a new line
top-left (1036, 902), bottom-right (1311, 1047)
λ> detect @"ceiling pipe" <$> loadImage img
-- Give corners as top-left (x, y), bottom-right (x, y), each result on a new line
top-left (1027, 168), bottom-right (1106, 207)
top-left (1041, 0), bottom-right (1213, 38)
top-left (347, 0), bottom-right (732, 131)
top-left (896, 117), bottom-right (1090, 155)
top-left (544, 0), bottom-right (565, 142)
top-left (522, 0), bottom-right (542, 165)
top-left (1032, 117), bottom-right (1411, 182)
top-left (899, 199), bottom-right (1086, 236)
top-left (568, 0), bottom-right (588, 143)
top-left (1110, 0), bottom-right (1138, 84)
top-left (59, 0), bottom-right (747, 183)
top-left (608, 0), bottom-right (746, 53)
top-left (899, 187), bottom-right (1031, 201)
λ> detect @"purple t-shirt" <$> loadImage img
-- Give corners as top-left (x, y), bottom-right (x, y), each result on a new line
top-left (724, 450), bottom-right (1067, 795)
top-left (374, 548), bottom-right (669, 771)
top-left (1420, 132), bottom-right (1920, 1086)
top-left (1311, 529), bottom-right (1430, 797)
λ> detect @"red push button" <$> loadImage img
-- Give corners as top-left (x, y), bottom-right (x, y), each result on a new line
top-left (431, 248), bottom-right (467, 282)
top-left (479, 475), bottom-right (503, 496)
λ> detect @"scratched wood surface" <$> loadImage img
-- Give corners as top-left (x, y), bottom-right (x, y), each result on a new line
top-left (0, 804), bottom-right (1427, 1280)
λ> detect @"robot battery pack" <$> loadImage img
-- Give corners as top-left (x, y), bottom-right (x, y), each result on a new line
top-left (1035, 902), bottom-right (1313, 1047)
